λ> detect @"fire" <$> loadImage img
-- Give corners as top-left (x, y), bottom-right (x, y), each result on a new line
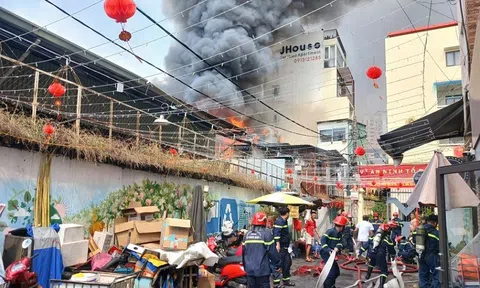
top-left (228, 117), bottom-right (245, 128)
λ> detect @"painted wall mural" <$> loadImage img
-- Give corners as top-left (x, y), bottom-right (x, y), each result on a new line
top-left (0, 147), bottom-right (261, 247)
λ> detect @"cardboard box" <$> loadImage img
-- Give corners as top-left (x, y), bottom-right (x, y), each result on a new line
top-left (198, 269), bottom-right (215, 288)
top-left (58, 224), bottom-right (85, 244)
top-left (61, 239), bottom-right (89, 267)
top-left (114, 219), bottom-right (162, 247)
top-left (160, 218), bottom-right (191, 250)
top-left (93, 231), bottom-right (114, 252)
top-left (121, 203), bottom-right (159, 222)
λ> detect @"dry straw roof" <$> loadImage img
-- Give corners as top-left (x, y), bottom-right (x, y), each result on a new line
top-left (0, 108), bottom-right (273, 192)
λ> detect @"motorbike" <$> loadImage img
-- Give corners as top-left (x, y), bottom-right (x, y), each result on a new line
top-left (1, 239), bottom-right (38, 288)
top-left (207, 235), bottom-right (247, 288)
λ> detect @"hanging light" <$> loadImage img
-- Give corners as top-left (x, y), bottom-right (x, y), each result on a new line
top-left (154, 115), bottom-right (170, 126)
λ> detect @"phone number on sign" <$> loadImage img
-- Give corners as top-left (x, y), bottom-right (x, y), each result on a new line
top-left (294, 56), bottom-right (322, 63)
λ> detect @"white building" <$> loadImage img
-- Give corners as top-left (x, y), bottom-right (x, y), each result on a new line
top-left (365, 112), bottom-right (388, 164)
top-left (262, 29), bottom-right (354, 146)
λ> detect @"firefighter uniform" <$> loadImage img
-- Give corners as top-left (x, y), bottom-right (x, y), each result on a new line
top-left (417, 223), bottom-right (440, 288)
top-left (320, 227), bottom-right (346, 287)
top-left (273, 216), bottom-right (292, 286)
top-left (397, 237), bottom-right (416, 264)
top-left (372, 219), bottom-right (383, 233)
top-left (243, 228), bottom-right (280, 288)
top-left (343, 222), bottom-right (355, 254)
top-left (367, 237), bottom-right (396, 282)
top-left (359, 237), bottom-right (373, 257)
top-left (391, 217), bottom-right (404, 241)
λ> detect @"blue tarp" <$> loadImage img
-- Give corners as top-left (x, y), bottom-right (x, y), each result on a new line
top-left (32, 227), bottom-right (63, 287)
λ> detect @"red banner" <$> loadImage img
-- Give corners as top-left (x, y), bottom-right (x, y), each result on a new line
top-left (358, 164), bottom-right (427, 188)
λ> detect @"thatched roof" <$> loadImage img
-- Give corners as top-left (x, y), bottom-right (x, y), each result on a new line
top-left (0, 108), bottom-right (273, 192)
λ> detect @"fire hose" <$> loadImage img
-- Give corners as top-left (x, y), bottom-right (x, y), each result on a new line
top-left (312, 253), bottom-right (418, 288)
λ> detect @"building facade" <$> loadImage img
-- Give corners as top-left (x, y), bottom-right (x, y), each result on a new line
top-left (263, 29), bottom-right (354, 146)
top-left (317, 119), bottom-right (367, 163)
top-left (385, 22), bottom-right (463, 164)
top-left (365, 112), bottom-right (388, 164)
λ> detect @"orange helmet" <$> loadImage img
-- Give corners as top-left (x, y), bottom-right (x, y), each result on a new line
top-left (395, 236), bottom-right (405, 244)
top-left (379, 223), bottom-right (390, 231)
top-left (333, 216), bottom-right (348, 226)
top-left (252, 212), bottom-right (267, 226)
top-left (373, 212), bottom-right (379, 217)
top-left (393, 212), bottom-right (399, 217)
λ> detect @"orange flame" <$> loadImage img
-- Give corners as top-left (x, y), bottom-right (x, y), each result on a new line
top-left (228, 117), bottom-right (245, 128)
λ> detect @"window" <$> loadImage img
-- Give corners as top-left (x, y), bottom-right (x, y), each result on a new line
top-left (443, 94), bottom-right (462, 105)
top-left (319, 129), bottom-right (333, 142)
top-left (273, 85), bottom-right (280, 98)
top-left (333, 128), bottom-right (346, 141)
top-left (446, 50), bottom-right (461, 66)
top-left (324, 45), bottom-right (336, 68)
top-left (436, 82), bottom-right (462, 108)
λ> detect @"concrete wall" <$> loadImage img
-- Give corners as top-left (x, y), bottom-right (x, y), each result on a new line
top-left (0, 146), bottom-right (263, 246)
top-left (385, 24), bottom-right (462, 164)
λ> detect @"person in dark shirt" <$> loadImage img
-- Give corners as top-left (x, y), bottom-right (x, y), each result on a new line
top-left (365, 221), bottom-right (398, 287)
top-left (371, 212), bottom-right (383, 233)
top-left (415, 214), bottom-right (440, 288)
top-left (320, 215), bottom-right (348, 288)
top-left (343, 213), bottom-right (355, 257)
top-left (396, 235), bottom-right (416, 265)
top-left (242, 212), bottom-right (280, 288)
top-left (273, 207), bottom-right (294, 287)
top-left (390, 212), bottom-right (404, 242)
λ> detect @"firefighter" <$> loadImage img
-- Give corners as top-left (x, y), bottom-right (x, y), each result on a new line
top-left (343, 213), bottom-right (355, 257)
top-left (320, 215), bottom-right (348, 288)
top-left (371, 212), bottom-right (383, 232)
top-left (242, 212), bottom-right (281, 288)
top-left (273, 207), bottom-right (295, 287)
top-left (396, 235), bottom-right (416, 265)
top-left (364, 221), bottom-right (398, 287)
top-left (416, 214), bottom-right (440, 288)
top-left (390, 212), bottom-right (404, 242)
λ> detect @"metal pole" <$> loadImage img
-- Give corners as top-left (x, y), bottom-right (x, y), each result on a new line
top-left (136, 112), bottom-right (140, 146)
top-left (75, 87), bottom-right (82, 139)
top-left (109, 100), bottom-right (113, 144)
top-left (31, 71), bottom-right (39, 122)
top-left (436, 169), bottom-right (449, 286)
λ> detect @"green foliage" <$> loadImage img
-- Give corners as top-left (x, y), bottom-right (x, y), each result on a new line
top-left (372, 201), bottom-right (387, 220)
top-left (96, 179), bottom-right (193, 224)
top-left (7, 189), bottom-right (34, 226)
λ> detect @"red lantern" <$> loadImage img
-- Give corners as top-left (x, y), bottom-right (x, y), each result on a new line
top-left (251, 169), bottom-right (255, 175)
top-left (104, 0), bottom-right (136, 23)
top-left (313, 176), bottom-right (318, 182)
top-left (43, 123), bottom-right (55, 136)
top-left (54, 100), bottom-right (62, 107)
top-left (286, 168), bottom-right (293, 175)
top-left (354, 146), bottom-right (366, 156)
top-left (169, 148), bottom-right (177, 155)
top-left (366, 65), bottom-right (382, 88)
top-left (371, 180), bottom-right (376, 186)
top-left (119, 30), bottom-right (132, 42)
top-left (48, 82), bottom-right (65, 98)
top-left (289, 178), bottom-right (294, 184)
top-left (454, 146), bottom-right (464, 158)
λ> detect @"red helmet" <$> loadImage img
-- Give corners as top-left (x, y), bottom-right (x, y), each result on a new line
top-left (393, 212), bottom-right (399, 217)
top-left (387, 221), bottom-right (398, 229)
top-left (333, 216), bottom-right (348, 226)
top-left (252, 212), bottom-right (267, 226)
top-left (395, 236), bottom-right (405, 244)
top-left (341, 211), bottom-right (348, 217)
top-left (379, 223), bottom-right (390, 231)
top-left (373, 212), bottom-right (379, 217)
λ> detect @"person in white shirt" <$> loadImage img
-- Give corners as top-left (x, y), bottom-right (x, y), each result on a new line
top-left (354, 215), bottom-right (374, 257)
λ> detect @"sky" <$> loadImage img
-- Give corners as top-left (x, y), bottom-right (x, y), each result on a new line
top-left (0, 0), bottom-right (457, 128)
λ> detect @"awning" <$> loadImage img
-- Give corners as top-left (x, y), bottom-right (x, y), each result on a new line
top-left (378, 100), bottom-right (466, 163)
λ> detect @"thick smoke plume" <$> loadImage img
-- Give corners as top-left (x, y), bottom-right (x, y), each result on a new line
top-left (159, 0), bottom-right (363, 124)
